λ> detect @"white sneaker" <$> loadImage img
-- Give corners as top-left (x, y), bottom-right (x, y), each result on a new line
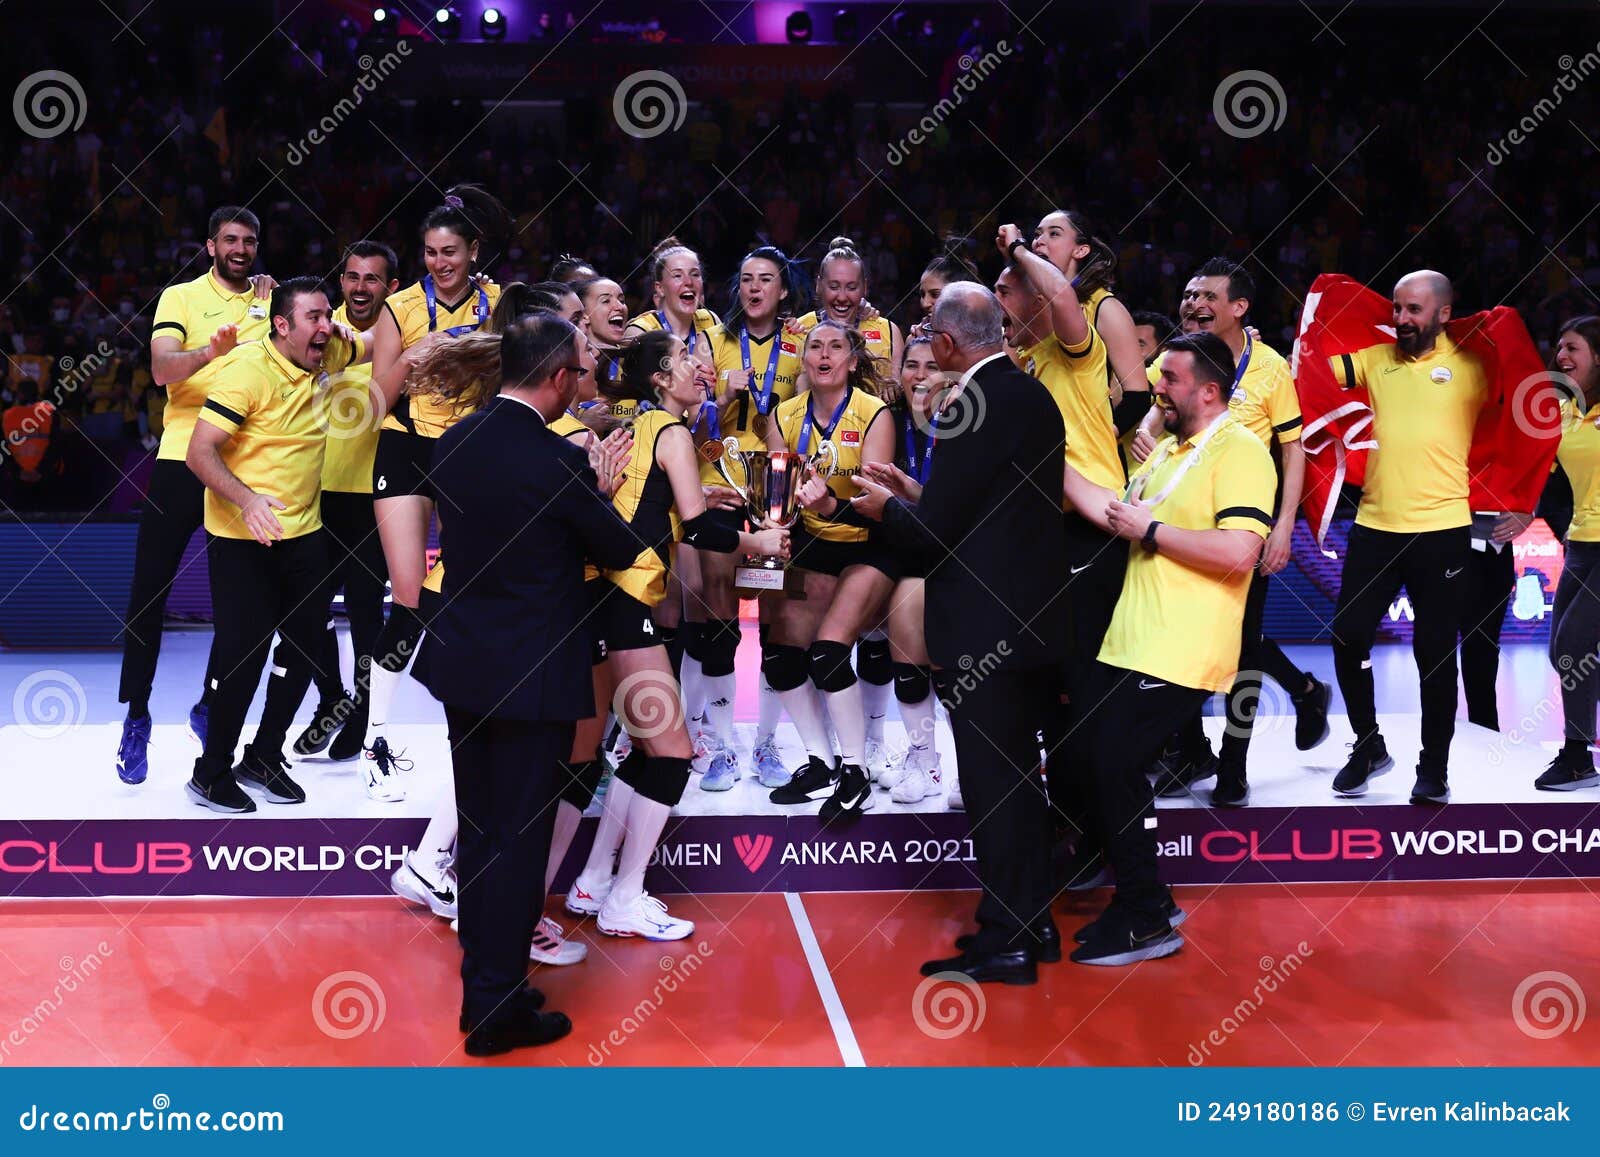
top-left (879, 748), bottom-right (912, 791)
top-left (864, 738), bottom-right (890, 782)
top-left (691, 728), bottom-right (715, 771)
top-left (597, 891), bottom-right (695, 940)
top-left (391, 848), bottom-right (457, 919)
top-left (947, 771), bottom-right (964, 812)
top-left (891, 745), bottom-right (942, 804)
top-left (530, 915), bottom-right (588, 965)
top-left (564, 872), bottom-right (613, 917)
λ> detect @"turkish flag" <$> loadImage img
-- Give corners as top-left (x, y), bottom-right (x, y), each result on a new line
top-left (1290, 274), bottom-right (1559, 549)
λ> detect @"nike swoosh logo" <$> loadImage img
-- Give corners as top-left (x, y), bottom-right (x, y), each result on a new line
top-left (203, 310), bottom-right (223, 318)
top-left (1131, 926), bottom-right (1169, 945)
top-left (1382, 365), bottom-right (1401, 374)
top-left (1070, 563), bottom-right (1092, 575)
top-left (1138, 679), bottom-right (1166, 690)
top-left (1445, 567), bottom-right (1463, 578)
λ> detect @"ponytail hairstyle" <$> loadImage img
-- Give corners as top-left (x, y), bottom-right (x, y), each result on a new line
top-left (413, 294), bottom-right (576, 413)
top-left (611, 329), bottom-right (681, 406)
top-left (816, 235), bottom-right (867, 298)
top-left (721, 244), bottom-right (809, 338)
top-left (648, 235), bottom-right (701, 285)
top-left (419, 184), bottom-right (513, 274)
top-left (549, 253), bottom-right (598, 283)
top-left (487, 281), bottom-right (579, 333)
top-left (921, 252), bottom-right (977, 285)
top-left (805, 317), bottom-right (896, 405)
top-left (1052, 208), bottom-right (1117, 295)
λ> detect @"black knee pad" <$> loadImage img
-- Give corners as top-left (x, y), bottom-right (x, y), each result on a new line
top-left (758, 621), bottom-right (771, 648)
top-left (658, 624), bottom-right (684, 677)
top-left (700, 618), bottom-right (742, 677)
top-left (681, 620), bottom-right (709, 661)
top-left (809, 640), bottom-right (857, 693)
top-left (559, 758), bottom-right (606, 811)
top-left (762, 644), bottom-right (809, 692)
top-left (613, 746), bottom-right (647, 790)
top-left (634, 754), bottom-right (692, 807)
top-left (373, 603), bottom-right (424, 673)
top-left (856, 637), bottom-right (893, 685)
top-left (893, 662), bottom-right (932, 704)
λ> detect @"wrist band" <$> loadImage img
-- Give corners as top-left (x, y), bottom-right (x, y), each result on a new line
top-left (1007, 239), bottom-right (1029, 261)
top-left (1142, 520), bottom-right (1162, 553)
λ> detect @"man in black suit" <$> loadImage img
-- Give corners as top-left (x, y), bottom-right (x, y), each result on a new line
top-left (852, 282), bottom-right (1069, 986)
top-left (417, 313), bottom-right (638, 1056)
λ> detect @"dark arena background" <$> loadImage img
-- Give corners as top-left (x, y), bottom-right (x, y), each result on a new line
top-left (1, 0), bottom-right (1599, 1109)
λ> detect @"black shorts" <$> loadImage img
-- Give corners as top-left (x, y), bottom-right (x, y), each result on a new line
top-left (584, 577), bottom-right (611, 665)
top-left (789, 527), bottom-right (900, 582)
top-left (373, 428), bottom-right (436, 501)
top-left (594, 580), bottom-right (665, 652)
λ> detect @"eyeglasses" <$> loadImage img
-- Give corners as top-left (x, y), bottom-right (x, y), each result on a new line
top-left (560, 365), bottom-right (590, 379)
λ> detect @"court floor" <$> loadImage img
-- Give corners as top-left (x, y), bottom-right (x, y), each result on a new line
top-left (0, 879), bottom-right (1594, 1067)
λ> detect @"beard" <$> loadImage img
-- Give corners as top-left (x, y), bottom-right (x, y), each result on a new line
top-left (1396, 317), bottom-right (1443, 357)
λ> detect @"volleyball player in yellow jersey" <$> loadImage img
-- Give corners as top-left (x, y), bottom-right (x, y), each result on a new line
top-left (786, 236), bottom-right (903, 378)
top-left (563, 330), bottom-right (788, 939)
top-left (115, 206), bottom-right (272, 786)
top-left (576, 274), bottom-right (629, 404)
top-left (1541, 317), bottom-right (1600, 791)
top-left (917, 255), bottom-right (973, 322)
top-left (682, 246), bottom-right (808, 791)
top-left (365, 184), bottom-right (511, 919)
top-left (763, 320), bottom-right (898, 819)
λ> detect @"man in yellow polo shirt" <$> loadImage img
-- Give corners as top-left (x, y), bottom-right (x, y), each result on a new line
top-left (1063, 331), bottom-right (1275, 966)
top-left (1329, 271), bottom-right (1488, 805)
top-left (183, 277), bottom-right (368, 813)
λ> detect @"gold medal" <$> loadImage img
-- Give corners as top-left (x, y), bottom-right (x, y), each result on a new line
top-left (698, 440), bottom-right (724, 464)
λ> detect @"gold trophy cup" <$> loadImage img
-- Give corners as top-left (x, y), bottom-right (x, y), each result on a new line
top-left (715, 437), bottom-right (837, 596)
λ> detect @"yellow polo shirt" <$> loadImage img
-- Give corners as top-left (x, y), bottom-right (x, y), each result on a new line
top-left (1023, 327), bottom-right (1123, 492)
top-left (151, 270), bottom-right (270, 460)
top-left (320, 304), bottom-right (381, 494)
top-left (1558, 396), bottom-right (1600, 543)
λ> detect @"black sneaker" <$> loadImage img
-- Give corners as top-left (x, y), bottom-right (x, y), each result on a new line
top-left (1535, 750), bottom-right (1600, 792)
top-left (769, 756), bottom-right (838, 804)
top-left (1074, 894), bottom-right (1187, 944)
top-left (1332, 736), bottom-right (1392, 797)
top-left (1056, 837), bottom-right (1112, 891)
top-left (1409, 763), bottom-right (1450, 805)
top-left (327, 698), bottom-right (368, 762)
top-left (1146, 741), bottom-right (1182, 782)
top-left (186, 774), bottom-right (257, 814)
top-left (1070, 905), bottom-right (1184, 966)
top-left (235, 744), bottom-right (307, 804)
top-left (1209, 762), bottom-right (1250, 808)
top-left (292, 691), bottom-right (355, 757)
top-left (819, 763), bottom-right (873, 822)
top-left (1293, 675), bottom-right (1332, 750)
top-left (1156, 747), bottom-right (1219, 798)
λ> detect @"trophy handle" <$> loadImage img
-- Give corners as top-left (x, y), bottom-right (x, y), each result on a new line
top-left (810, 440), bottom-right (838, 479)
top-left (714, 437), bottom-right (750, 499)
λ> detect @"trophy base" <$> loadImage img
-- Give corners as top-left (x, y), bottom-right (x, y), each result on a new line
top-left (734, 564), bottom-right (805, 599)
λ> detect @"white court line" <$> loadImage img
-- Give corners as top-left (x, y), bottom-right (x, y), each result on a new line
top-left (785, 891), bottom-right (865, 1068)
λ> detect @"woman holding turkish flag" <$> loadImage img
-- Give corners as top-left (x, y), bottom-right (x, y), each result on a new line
top-left (1296, 270), bottom-right (1555, 806)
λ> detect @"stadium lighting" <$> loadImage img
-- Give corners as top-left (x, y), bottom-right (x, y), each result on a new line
top-left (434, 6), bottom-right (460, 39)
top-left (480, 7), bottom-right (506, 39)
top-left (785, 10), bottom-right (812, 44)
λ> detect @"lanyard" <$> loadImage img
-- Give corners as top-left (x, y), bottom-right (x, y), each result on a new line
top-left (798, 387), bottom-right (851, 455)
top-left (424, 276), bottom-right (490, 337)
top-left (1128, 410), bottom-right (1232, 509)
top-left (658, 309), bottom-right (698, 355)
top-left (1230, 331), bottom-right (1252, 397)
top-left (741, 327), bottom-right (781, 416)
top-left (695, 379), bottom-right (721, 443)
top-left (903, 411), bottom-right (936, 485)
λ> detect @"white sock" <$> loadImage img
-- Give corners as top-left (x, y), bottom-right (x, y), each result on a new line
top-left (609, 793), bottom-right (671, 910)
top-left (824, 681), bottom-right (867, 767)
top-left (775, 681), bottom-right (834, 761)
top-left (419, 782), bottom-right (457, 859)
top-left (704, 673), bottom-right (736, 746)
top-left (757, 675), bottom-right (783, 743)
top-left (365, 663), bottom-right (405, 745)
top-left (680, 652), bottom-right (706, 731)
top-left (861, 678), bottom-right (891, 746)
top-left (900, 690), bottom-right (937, 751)
top-left (545, 800), bottom-right (582, 896)
top-left (577, 775), bottom-right (635, 885)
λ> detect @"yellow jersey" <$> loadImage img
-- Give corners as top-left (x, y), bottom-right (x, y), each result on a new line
top-left (1558, 396), bottom-right (1600, 543)
top-left (790, 309), bottom-right (894, 369)
top-left (381, 278), bottom-right (501, 439)
top-left (772, 385), bottom-right (888, 543)
top-left (195, 332), bottom-right (364, 541)
top-left (321, 304), bottom-right (382, 494)
top-left (1147, 338), bottom-right (1303, 450)
top-left (603, 408), bottom-right (685, 605)
top-left (151, 269), bottom-right (271, 460)
top-left (701, 327), bottom-right (803, 485)
top-left (1023, 327), bottom-right (1123, 493)
top-left (626, 307), bottom-right (720, 359)
top-left (1099, 417), bottom-right (1276, 691)
top-left (1332, 335), bottom-right (1488, 533)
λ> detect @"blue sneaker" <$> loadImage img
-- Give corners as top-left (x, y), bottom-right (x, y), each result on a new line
top-left (700, 746), bottom-right (739, 791)
top-left (186, 702), bottom-right (209, 747)
top-left (752, 735), bottom-right (790, 788)
top-left (117, 714), bottom-right (152, 785)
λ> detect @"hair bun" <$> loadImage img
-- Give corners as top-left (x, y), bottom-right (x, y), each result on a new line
top-left (827, 236), bottom-right (857, 252)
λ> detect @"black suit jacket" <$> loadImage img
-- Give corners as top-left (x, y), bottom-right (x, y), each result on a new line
top-left (882, 354), bottom-right (1069, 672)
top-left (416, 396), bottom-right (638, 721)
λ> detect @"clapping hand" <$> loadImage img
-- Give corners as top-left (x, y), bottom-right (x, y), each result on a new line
top-left (859, 460), bottom-right (917, 501)
top-left (587, 427), bottom-right (633, 497)
top-left (1129, 427), bottom-right (1157, 463)
top-left (207, 324), bottom-right (239, 363)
